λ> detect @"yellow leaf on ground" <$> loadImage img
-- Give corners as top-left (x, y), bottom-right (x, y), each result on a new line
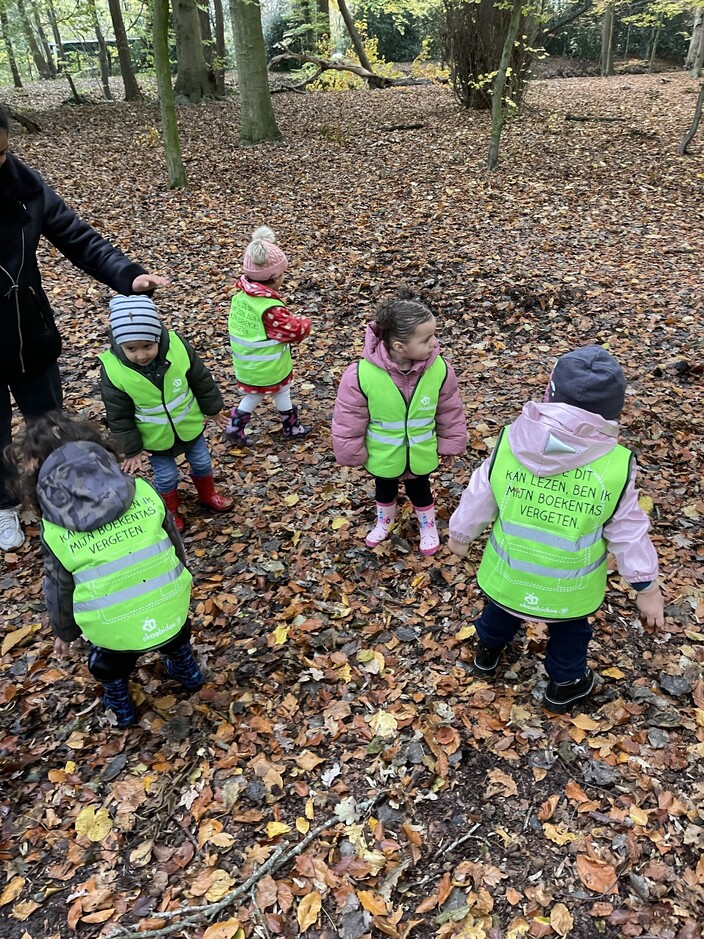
top-left (331, 516), bottom-right (350, 530)
top-left (0, 876), bottom-right (25, 907)
top-left (456, 624), bottom-right (476, 641)
top-left (601, 667), bottom-right (625, 679)
top-left (550, 902), bottom-right (574, 936)
top-left (638, 495), bottom-right (654, 514)
top-left (296, 750), bottom-right (324, 771)
top-left (205, 870), bottom-right (236, 902)
top-left (75, 806), bottom-right (112, 842)
top-left (266, 821), bottom-right (291, 839)
top-left (296, 817), bottom-right (310, 834)
top-left (203, 920), bottom-right (244, 939)
top-left (570, 714), bottom-right (600, 731)
top-left (285, 494), bottom-right (300, 506)
top-left (543, 823), bottom-right (577, 845)
top-left (297, 891), bottom-right (322, 932)
top-left (1, 624), bottom-right (39, 656)
top-left (629, 806), bottom-right (649, 826)
top-left (271, 624), bottom-right (290, 646)
top-left (358, 890), bottom-right (388, 916)
top-left (368, 710), bottom-right (398, 740)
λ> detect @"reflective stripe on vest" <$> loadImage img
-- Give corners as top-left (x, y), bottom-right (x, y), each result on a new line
top-left (476, 429), bottom-right (632, 619)
top-left (358, 356), bottom-right (448, 478)
top-left (228, 293), bottom-right (293, 385)
top-left (99, 332), bottom-right (204, 450)
top-left (41, 479), bottom-right (192, 651)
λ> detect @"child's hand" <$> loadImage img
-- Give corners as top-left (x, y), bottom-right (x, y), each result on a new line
top-left (53, 637), bottom-right (72, 656)
top-left (208, 412), bottom-right (230, 430)
top-left (447, 537), bottom-right (469, 558)
top-left (122, 452), bottom-right (147, 474)
top-left (636, 584), bottom-right (665, 628)
top-left (440, 454), bottom-right (456, 467)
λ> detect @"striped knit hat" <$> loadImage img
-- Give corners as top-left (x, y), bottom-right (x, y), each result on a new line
top-left (108, 295), bottom-right (162, 345)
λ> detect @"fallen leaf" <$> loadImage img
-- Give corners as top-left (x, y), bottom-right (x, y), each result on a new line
top-left (297, 890), bottom-right (322, 931)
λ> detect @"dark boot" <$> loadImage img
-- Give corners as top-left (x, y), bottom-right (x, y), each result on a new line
top-left (102, 678), bottom-right (137, 727)
top-left (279, 406), bottom-right (312, 441)
top-left (161, 488), bottom-right (185, 533)
top-left (224, 407), bottom-right (253, 446)
top-left (163, 642), bottom-right (205, 692)
top-left (191, 473), bottom-right (233, 512)
top-left (543, 668), bottom-right (596, 713)
top-left (473, 641), bottom-right (505, 676)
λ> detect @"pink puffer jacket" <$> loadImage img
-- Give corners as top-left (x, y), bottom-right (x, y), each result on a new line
top-left (332, 323), bottom-right (468, 472)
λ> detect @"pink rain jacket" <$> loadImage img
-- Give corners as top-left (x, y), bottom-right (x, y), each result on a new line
top-left (332, 323), bottom-right (468, 473)
top-left (449, 400), bottom-right (659, 586)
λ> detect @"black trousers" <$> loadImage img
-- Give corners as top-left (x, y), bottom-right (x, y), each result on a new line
top-left (0, 361), bottom-right (63, 509)
top-left (374, 474), bottom-right (432, 508)
top-left (87, 620), bottom-right (192, 683)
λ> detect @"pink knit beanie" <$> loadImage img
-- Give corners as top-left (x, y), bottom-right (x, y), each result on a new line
top-left (243, 226), bottom-right (288, 282)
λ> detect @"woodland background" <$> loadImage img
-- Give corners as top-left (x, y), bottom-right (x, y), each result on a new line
top-left (1, 2), bottom-right (704, 939)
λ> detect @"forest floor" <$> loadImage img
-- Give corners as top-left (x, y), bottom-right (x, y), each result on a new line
top-left (0, 71), bottom-right (703, 939)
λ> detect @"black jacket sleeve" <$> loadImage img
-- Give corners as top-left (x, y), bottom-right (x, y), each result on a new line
top-left (178, 333), bottom-right (224, 416)
top-left (41, 182), bottom-right (147, 296)
top-left (41, 536), bottom-right (82, 642)
top-left (100, 363), bottom-right (145, 458)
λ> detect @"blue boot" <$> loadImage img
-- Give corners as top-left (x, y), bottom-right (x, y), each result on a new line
top-left (163, 642), bottom-right (205, 693)
top-left (102, 678), bottom-right (137, 727)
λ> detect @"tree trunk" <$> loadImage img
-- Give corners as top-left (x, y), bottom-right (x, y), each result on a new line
top-left (87, 0), bottom-right (113, 99)
top-left (600, 4), bottom-right (615, 77)
top-left (623, 24), bottom-right (630, 62)
top-left (107, 0), bottom-right (142, 100)
top-left (686, 7), bottom-right (704, 72)
top-left (46, 0), bottom-right (65, 72)
top-left (172, 0), bottom-right (216, 101)
top-left (487, 0), bottom-right (523, 169)
top-left (32, 7), bottom-right (57, 76)
top-left (648, 20), bottom-right (662, 72)
top-left (199, 0), bottom-right (214, 64)
top-left (229, 0), bottom-right (281, 145)
top-left (678, 81), bottom-right (704, 154)
top-left (317, 0), bottom-right (330, 39)
top-left (154, 0), bottom-right (188, 187)
top-left (0, 7), bottom-right (23, 88)
top-left (213, 0), bottom-right (227, 94)
top-left (337, 0), bottom-right (373, 72)
top-left (16, 0), bottom-right (52, 79)
top-left (690, 9), bottom-right (704, 78)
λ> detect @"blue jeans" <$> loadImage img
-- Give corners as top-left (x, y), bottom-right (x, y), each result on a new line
top-left (476, 600), bottom-right (592, 683)
top-left (149, 434), bottom-right (212, 493)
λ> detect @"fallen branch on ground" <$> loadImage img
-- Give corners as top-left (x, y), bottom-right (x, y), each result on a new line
top-left (268, 49), bottom-right (437, 91)
top-left (108, 786), bottom-right (403, 938)
top-left (565, 113), bottom-right (623, 122)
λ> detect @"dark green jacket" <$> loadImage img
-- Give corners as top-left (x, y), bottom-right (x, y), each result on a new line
top-left (100, 327), bottom-right (224, 458)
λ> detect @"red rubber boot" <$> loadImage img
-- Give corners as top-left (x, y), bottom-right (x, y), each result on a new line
top-left (191, 474), bottom-right (233, 512)
top-left (161, 488), bottom-right (185, 533)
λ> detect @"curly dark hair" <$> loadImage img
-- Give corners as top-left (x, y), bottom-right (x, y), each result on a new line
top-left (5, 412), bottom-right (122, 510)
top-left (374, 286), bottom-right (434, 347)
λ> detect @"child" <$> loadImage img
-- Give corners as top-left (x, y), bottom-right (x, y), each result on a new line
top-left (8, 413), bottom-right (204, 728)
top-left (332, 290), bottom-right (467, 556)
top-left (448, 345), bottom-right (665, 712)
top-left (225, 226), bottom-right (312, 445)
top-left (100, 294), bottom-right (232, 532)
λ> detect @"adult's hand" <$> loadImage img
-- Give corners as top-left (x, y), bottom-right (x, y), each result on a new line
top-left (131, 273), bottom-right (171, 293)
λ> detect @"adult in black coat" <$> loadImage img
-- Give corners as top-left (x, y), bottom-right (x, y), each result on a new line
top-left (0, 110), bottom-right (168, 551)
